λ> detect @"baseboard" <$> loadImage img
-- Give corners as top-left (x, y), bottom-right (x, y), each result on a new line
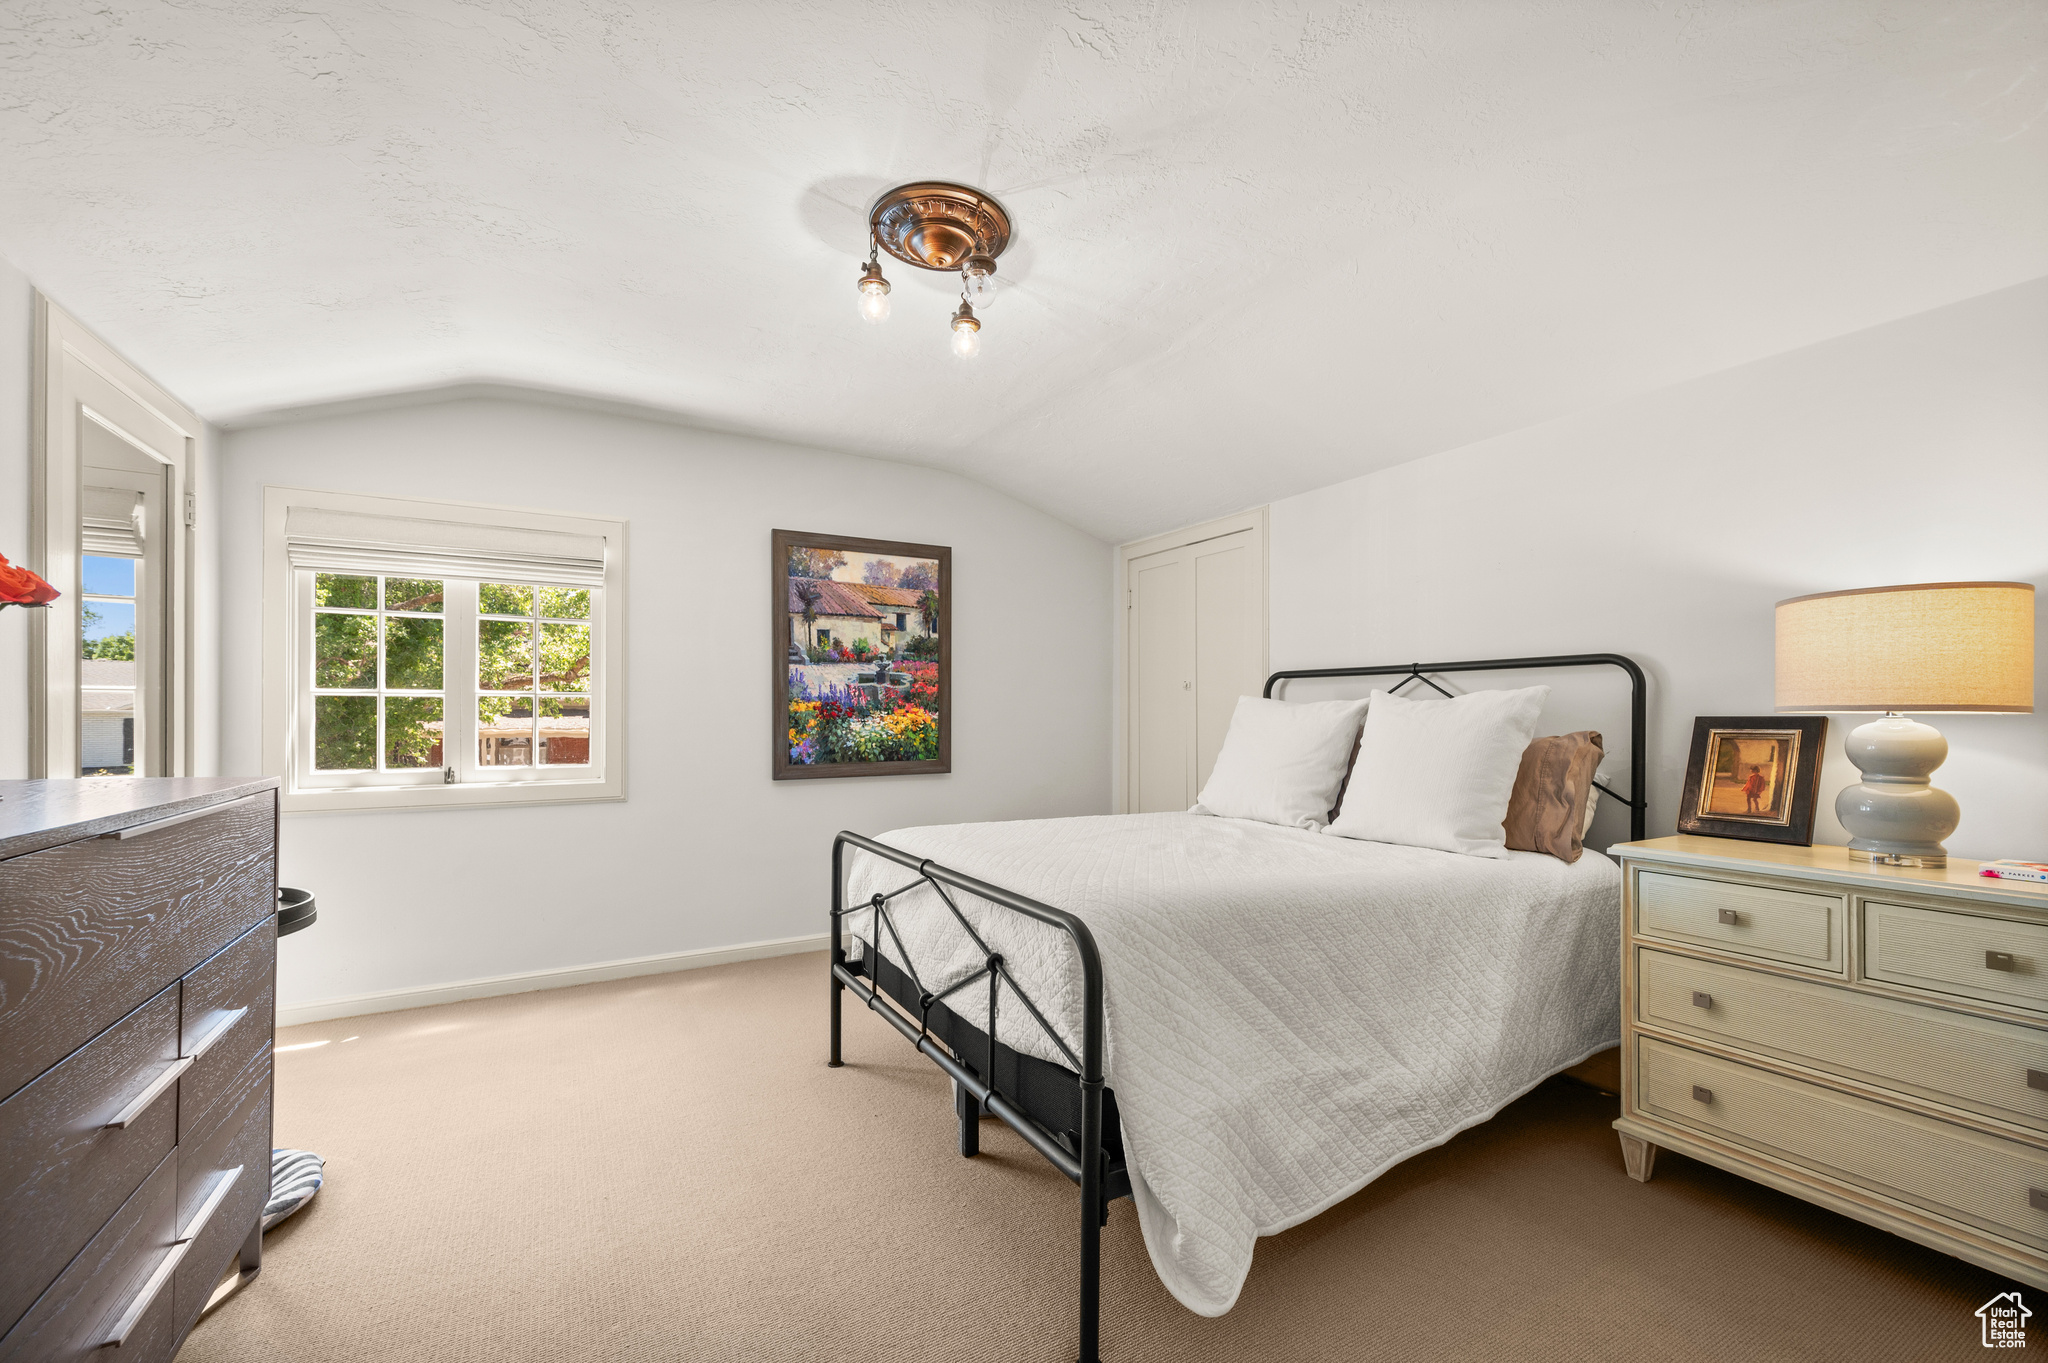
top-left (275, 933), bottom-right (829, 1027)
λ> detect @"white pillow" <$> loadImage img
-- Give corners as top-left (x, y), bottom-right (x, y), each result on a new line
top-left (1324, 685), bottom-right (1550, 857)
top-left (1192, 696), bottom-right (1371, 830)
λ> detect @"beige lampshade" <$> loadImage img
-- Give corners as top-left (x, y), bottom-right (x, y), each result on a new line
top-left (1776, 581), bottom-right (2035, 713)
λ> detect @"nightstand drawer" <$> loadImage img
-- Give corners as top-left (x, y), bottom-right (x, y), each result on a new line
top-left (1640, 949), bottom-right (2048, 1133)
top-left (1637, 1036), bottom-right (2048, 1253)
top-left (1635, 870), bottom-right (1841, 970)
top-left (1866, 900), bottom-right (2048, 1018)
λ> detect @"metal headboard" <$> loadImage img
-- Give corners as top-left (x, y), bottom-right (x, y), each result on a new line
top-left (1264, 653), bottom-right (1648, 843)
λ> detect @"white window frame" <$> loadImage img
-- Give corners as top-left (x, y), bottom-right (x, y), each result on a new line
top-left (262, 486), bottom-right (626, 811)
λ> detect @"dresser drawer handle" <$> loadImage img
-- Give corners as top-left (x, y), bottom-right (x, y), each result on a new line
top-left (97, 793), bottom-right (256, 841)
top-left (99, 1239), bottom-right (191, 1348)
top-left (2029, 1070), bottom-right (2048, 1093)
top-left (1691, 1085), bottom-right (1714, 1104)
top-left (2032, 1188), bottom-right (2048, 1214)
top-left (1717, 908), bottom-right (1740, 926)
top-left (97, 1165), bottom-right (243, 1349)
top-left (184, 1007), bottom-right (249, 1061)
top-left (178, 1163), bottom-right (245, 1243)
top-left (103, 1056), bottom-right (195, 1130)
top-left (1988, 951), bottom-right (2019, 973)
top-left (1691, 991), bottom-right (1713, 1009)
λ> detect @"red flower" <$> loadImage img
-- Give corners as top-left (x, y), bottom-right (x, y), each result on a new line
top-left (0, 553), bottom-right (58, 607)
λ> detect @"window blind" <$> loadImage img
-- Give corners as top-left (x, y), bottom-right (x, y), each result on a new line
top-left (284, 507), bottom-right (607, 587)
top-left (81, 486), bottom-right (145, 559)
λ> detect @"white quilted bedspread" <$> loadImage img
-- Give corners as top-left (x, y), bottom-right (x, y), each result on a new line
top-left (843, 812), bottom-right (1620, 1316)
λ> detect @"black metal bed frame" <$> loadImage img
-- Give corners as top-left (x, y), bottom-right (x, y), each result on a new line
top-left (828, 653), bottom-right (1647, 1362)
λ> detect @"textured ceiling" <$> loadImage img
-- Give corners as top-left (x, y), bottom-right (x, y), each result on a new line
top-left (2, 2), bottom-right (2044, 542)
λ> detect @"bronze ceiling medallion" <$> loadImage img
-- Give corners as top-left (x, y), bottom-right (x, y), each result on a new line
top-left (869, 182), bottom-right (1012, 272)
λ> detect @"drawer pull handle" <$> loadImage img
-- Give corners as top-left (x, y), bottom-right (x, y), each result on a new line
top-left (98, 794), bottom-right (255, 841)
top-left (2033, 1188), bottom-right (2048, 1214)
top-left (1717, 908), bottom-right (1740, 926)
top-left (184, 1007), bottom-right (249, 1061)
top-left (99, 1239), bottom-right (191, 1348)
top-left (103, 1056), bottom-right (194, 1130)
top-left (97, 1167), bottom-right (243, 1348)
top-left (2029, 1070), bottom-right (2048, 1093)
top-left (178, 1163), bottom-right (244, 1243)
top-left (1691, 1085), bottom-right (1714, 1104)
top-left (1988, 951), bottom-right (2019, 973)
top-left (1691, 991), bottom-right (1713, 1009)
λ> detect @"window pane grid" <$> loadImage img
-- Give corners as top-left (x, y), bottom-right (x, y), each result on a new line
top-left (475, 581), bottom-right (592, 768)
top-left (311, 573), bottom-right (444, 774)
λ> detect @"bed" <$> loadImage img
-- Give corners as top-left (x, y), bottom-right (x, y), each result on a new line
top-left (827, 654), bottom-right (1648, 1361)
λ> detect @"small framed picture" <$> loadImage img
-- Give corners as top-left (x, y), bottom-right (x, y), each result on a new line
top-left (1676, 716), bottom-right (1830, 845)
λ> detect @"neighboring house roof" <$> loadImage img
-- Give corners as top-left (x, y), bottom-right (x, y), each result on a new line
top-left (82, 658), bottom-right (136, 687)
top-left (844, 582), bottom-right (927, 609)
top-left (81, 658), bottom-right (136, 715)
top-left (787, 578), bottom-right (878, 618)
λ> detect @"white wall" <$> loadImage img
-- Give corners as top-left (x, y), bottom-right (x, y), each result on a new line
top-left (218, 396), bottom-right (1113, 1012)
top-left (0, 254), bottom-right (34, 778)
top-left (1270, 277), bottom-right (2048, 863)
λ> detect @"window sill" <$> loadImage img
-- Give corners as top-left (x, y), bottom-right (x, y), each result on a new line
top-left (279, 777), bottom-right (623, 814)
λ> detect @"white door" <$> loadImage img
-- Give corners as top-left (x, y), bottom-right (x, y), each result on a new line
top-left (1191, 531), bottom-right (1264, 789)
top-left (1128, 545), bottom-right (1195, 813)
top-left (1125, 524), bottom-right (1265, 813)
top-left (31, 298), bottom-right (199, 778)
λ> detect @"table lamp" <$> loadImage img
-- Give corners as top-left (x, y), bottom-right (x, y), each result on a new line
top-left (1775, 581), bottom-right (2035, 866)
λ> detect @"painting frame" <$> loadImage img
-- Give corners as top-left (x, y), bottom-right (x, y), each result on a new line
top-left (1675, 715), bottom-right (1829, 845)
top-left (772, 528), bottom-right (951, 781)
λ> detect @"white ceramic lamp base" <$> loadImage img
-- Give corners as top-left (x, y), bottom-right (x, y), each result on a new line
top-left (1835, 714), bottom-right (1961, 867)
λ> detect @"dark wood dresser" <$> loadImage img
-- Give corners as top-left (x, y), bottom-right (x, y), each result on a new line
top-left (0, 778), bottom-right (279, 1361)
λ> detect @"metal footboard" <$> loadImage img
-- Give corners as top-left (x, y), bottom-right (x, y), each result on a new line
top-left (827, 830), bottom-right (1113, 1363)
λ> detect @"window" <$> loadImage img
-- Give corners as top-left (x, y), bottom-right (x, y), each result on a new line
top-left (80, 553), bottom-right (140, 774)
top-left (264, 488), bottom-right (624, 811)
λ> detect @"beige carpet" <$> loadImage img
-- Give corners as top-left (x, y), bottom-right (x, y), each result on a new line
top-left (181, 951), bottom-right (2032, 1362)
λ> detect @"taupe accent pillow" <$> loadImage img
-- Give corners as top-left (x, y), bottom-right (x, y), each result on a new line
top-left (1502, 731), bottom-right (1605, 863)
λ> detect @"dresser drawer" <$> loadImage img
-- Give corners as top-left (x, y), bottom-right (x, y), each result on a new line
top-left (1634, 869), bottom-right (1842, 970)
top-left (1865, 900), bottom-right (2048, 1018)
top-left (0, 987), bottom-right (181, 1336)
top-left (179, 917), bottom-right (275, 1147)
top-left (1639, 948), bottom-right (2048, 1133)
top-left (173, 1085), bottom-right (270, 1338)
top-left (0, 793), bottom-right (275, 1102)
top-left (0, 1149), bottom-right (180, 1363)
top-left (1637, 1035), bottom-right (2048, 1253)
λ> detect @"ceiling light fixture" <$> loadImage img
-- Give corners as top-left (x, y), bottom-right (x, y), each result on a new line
top-left (859, 181), bottom-right (1012, 356)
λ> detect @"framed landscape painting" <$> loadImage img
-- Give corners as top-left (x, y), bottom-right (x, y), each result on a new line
top-left (773, 529), bottom-right (950, 780)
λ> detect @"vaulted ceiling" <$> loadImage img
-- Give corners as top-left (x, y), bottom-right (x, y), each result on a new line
top-left (3, 2), bottom-right (2043, 541)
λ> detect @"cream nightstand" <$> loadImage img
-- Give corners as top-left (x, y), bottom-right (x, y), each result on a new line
top-left (1612, 835), bottom-right (2048, 1288)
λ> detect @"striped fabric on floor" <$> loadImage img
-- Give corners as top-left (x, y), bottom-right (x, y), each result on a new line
top-left (263, 1148), bottom-right (325, 1231)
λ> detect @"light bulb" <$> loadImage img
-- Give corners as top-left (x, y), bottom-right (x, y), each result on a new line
top-left (855, 259), bottom-right (891, 323)
top-left (961, 254), bottom-right (997, 308)
top-left (950, 300), bottom-right (981, 358)
top-left (858, 282), bottom-right (890, 323)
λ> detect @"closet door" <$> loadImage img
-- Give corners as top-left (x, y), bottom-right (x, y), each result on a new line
top-left (1127, 546), bottom-right (1195, 813)
top-left (1123, 519), bottom-right (1267, 814)
top-left (1190, 531), bottom-right (1263, 793)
